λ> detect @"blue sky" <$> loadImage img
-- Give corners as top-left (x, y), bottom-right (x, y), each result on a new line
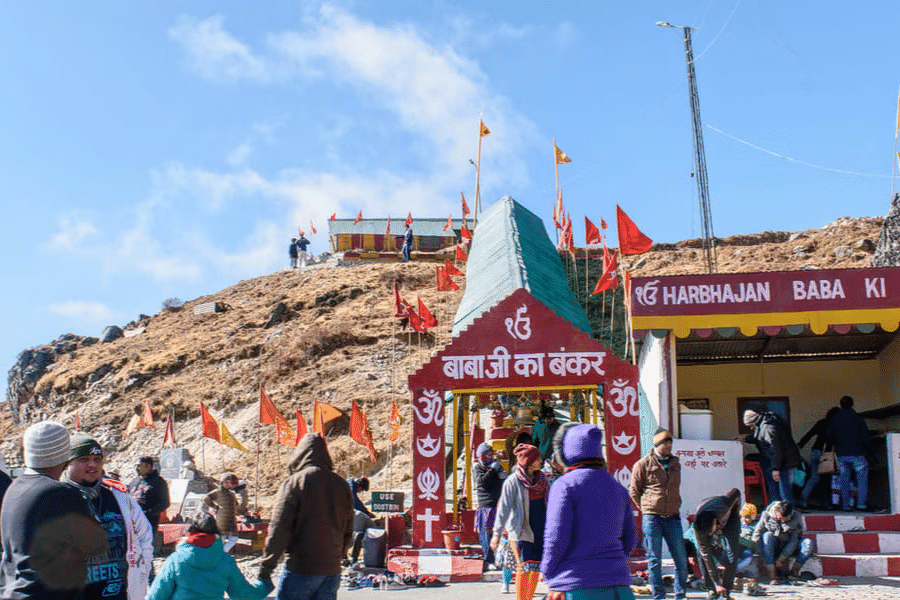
top-left (3, 1), bottom-right (899, 376)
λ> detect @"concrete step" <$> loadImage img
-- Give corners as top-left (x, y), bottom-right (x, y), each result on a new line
top-left (806, 554), bottom-right (900, 577)
top-left (803, 513), bottom-right (900, 532)
top-left (803, 531), bottom-right (900, 554)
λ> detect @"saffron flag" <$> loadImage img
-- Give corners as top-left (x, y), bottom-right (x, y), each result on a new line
top-left (200, 402), bottom-right (221, 442)
top-left (310, 220), bottom-right (317, 235)
top-left (585, 217), bottom-right (602, 245)
top-left (405, 212), bottom-right (413, 227)
top-left (75, 409), bottom-right (81, 432)
top-left (392, 281), bottom-right (412, 317)
top-left (461, 192), bottom-right (470, 216)
top-left (221, 423), bottom-right (249, 452)
top-left (624, 270), bottom-right (633, 308)
top-left (313, 401), bottom-right (342, 435)
top-left (163, 414), bottom-right (177, 446)
top-left (259, 385), bottom-right (281, 425)
top-left (329, 213), bottom-right (336, 221)
top-left (480, 120), bottom-right (491, 137)
top-left (385, 215), bottom-right (391, 236)
top-left (460, 222), bottom-right (472, 240)
top-left (443, 214), bottom-right (452, 231)
top-left (616, 205), bottom-right (653, 255)
top-left (362, 410), bottom-right (377, 462)
top-left (276, 418), bottom-right (296, 447)
top-left (354, 210), bottom-right (363, 225)
top-left (418, 297), bottom-right (437, 328)
top-left (455, 244), bottom-right (468, 262)
top-left (436, 266), bottom-right (459, 291)
top-left (389, 400), bottom-right (402, 442)
top-left (349, 401), bottom-right (367, 445)
top-left (601, 218), bottom-right (608, 230)
top-left (141, 398), bottom-right (154, 428)
top-left (407, 308), bottom-right (428, 333)
top-left (124, 414), bottom-right (141, 439)
top-left (295, 409), bottom-right (308, 445)
top-left (592, 250), bottom-right (619, 294)
top-left (444, 259), bottom-right (463, 277)
top-left (554, 143), bottom-right (571, 164)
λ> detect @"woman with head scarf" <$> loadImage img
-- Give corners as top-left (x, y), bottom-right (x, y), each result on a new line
top-left (540, 424), bottom-right (638, 600)
top-left (490, 444), bottom-right (549, 600)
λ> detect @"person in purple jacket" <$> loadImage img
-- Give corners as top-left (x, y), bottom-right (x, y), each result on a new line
top-left (541, 423), bottom-right (638, 600)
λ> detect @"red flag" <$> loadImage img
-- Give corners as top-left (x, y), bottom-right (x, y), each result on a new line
top-left (392, 281), bottom-right (412, 317)
top-left (405, 212), bottom-right (413, 226)
top-left (603, 241), bottom-right (616, 271)
top-left (389, 400), bottom-right (402, 442)
top-left (555, 190), bottom-right (564, 229)
top-left (600, 218), bottom-right (608, 230)
top-left (349, 401), bottom-right (367, 445)
top-left (362, 410), bottom-right (377, 462)
top-left (436, 266), bottom-right (459, 291)
top-left (624, 270), bottom-right (633, 308)
top-left (295, 409), bottom-right (308, 445)
top-left (385, 215), bottom-right (391, 236)
top-left (329, 213), bottom-right (336, 221)
top-left (444, 259), bottom-right (463, 276)
top-left (592, 250), bottom-right (619, 294)
top-left (259, 385), bottom-right (280, 425)
top-left (141, 398), bottom-right (155, 428)
top-left (75, 409), bottom-right (81, 432)
top-left (163, 414), bottom-right (177, 446)
top-left (408, 308), bottom-right (428, 332)
top-left (200, 402), bottom-right (220, 442)
top-left (354, 210), bottom-right (363, 225)
top-left (455, 244), bottom-right (468, 262)
top-left (417, 297), bottom-right (437, 328)
top-left (313, 401), bottom-right (342, 434)
top-left (443, 214), bottom-right (452, 231)
top-left (298, 227), bottom-right (304, 237)
top-left (585, 217), bottom-right (602, 245)
top-left (460, 222), bottom-right (472, 240)
top-left (276, 420), bottom-right (296, 447)
top-left (461, 192), bottom-right (470, 216)
top-left (616, 205), bottom-right (653, 255)
top-left (310, 220), bottom-right (317, 235)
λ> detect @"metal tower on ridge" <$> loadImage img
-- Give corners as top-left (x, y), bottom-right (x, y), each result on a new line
top-left (658, 22), bottom-right (717, 274)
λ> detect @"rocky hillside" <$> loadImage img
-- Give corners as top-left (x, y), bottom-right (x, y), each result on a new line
top-left (3, 215), bottom-right (885, 512)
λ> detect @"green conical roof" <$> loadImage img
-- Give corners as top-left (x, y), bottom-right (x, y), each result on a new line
top-left (452, 196), bottom-right (591, 337)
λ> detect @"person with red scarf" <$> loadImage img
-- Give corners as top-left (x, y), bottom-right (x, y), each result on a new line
top-left (146, 513), bottom-right (272, 600)
top-left (490, 444), bottom-right (549, 600)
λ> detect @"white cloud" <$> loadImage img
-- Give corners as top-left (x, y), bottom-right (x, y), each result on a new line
top-left (168, 15), bottom-right (271, 82)
top-left (227, 142), bottom-right (252, 167)
top-left (48, 216), bottom-right (97, 250)
top-left (43, 300), bottom-right (115, 322)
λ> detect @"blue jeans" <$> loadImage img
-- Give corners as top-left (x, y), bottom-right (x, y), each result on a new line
top-left (837, 455), bottom-right (868, 510)
top-left (642, 515), bottom-right (688, 600)
top-left (277, 570), bottom-right (341, 600)
top-left (762, 463), bottom-right (794, 504)
top-left (761, 532), bottom-right (815, 567)
top-left (475, 506), bottom-right (495, 567)
top-left (800, 449), bottom-right (822, 506)
top-left (402, 244), bottom-right (410, 262)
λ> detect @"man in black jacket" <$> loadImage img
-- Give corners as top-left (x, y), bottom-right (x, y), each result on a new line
top-left (473, 443), bottom-right (506, 571)
top-left (797, 406), bottom-right (839, 509)
top-left (739, 408), bottom-right (801, 504)
top-left (826, 396), bottom-right (871, 511)
top-left (693, 488), bottom-right (742, 600)
top-left (128, 456), bottom-right (169, 532)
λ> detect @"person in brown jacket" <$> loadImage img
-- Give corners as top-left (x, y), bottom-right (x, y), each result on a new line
top-left (258, 433), bottom-right (353, 600)
top-left (692, 487), bottom-right (742, 600)
top-left (203, 474), bottom-right (246, 542)
top-left (629, 429), bottom-right (688, 600)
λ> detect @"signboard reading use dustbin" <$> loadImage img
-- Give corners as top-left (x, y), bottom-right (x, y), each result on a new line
top-left (371, 492), bottom-right (404, 513)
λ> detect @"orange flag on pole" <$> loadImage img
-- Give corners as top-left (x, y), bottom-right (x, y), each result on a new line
top-left (616, 205), bottom-right (653, 255)
top-left (389, 400), bottom-right (402, 442)
top-left (349, 401), bottom-right (367, 445)
top-left (436, 266), bottom-right (459, 291)
top-left (309, 220), bottom-right (317, 235)
top-left (417, 297), bottom-right (437, 328)
top-left (259, 385), bottom-right (281, 425)
top-left (393, 281), bottom-right (412, 317)
top-left (385, 215), bottom-right (391, 236)
top-left (554, 143), bottom-right (571, 164)
top-left (295, 409), bottom-right (308, 445)
top-left (592, 250), bottom-right (619, 294)
top-left (141, 398), bottom-right (155, 428)
top-left (455, 244), bottom-right (468, 262)
top-left (461, 192), bottom-right (470, 216)
top-left (405, 212), bottom-right (413, 226)
top-left (313, 400), bottom-right (342, 434)
top-left (444, 259), bottom-right (463, 277)
top-left (221, 423), bottom-right (249, 452)
top-left (585, 217), bottom-right (602, 245)
top-left (362, 410), bottom-right (377, 462)
top-left (200, 402), bottom-right (221, 442)
top-left (443, 214), bottom-right (452, 231)
top-left (479, 120), bottom-right (491, 137)
top-left (329, 213), bottom-right (336, 221)
top-left (354, 210), bottom-right (363, 225)
top-left (163, 414), bottom-right (177, 447)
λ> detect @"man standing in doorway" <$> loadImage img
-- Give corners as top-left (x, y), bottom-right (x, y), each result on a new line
top-left (739, 407), bottom-right (802, 504)
top-left (630, 429), bottom-right (688, 600)
top-left (826, 396), bottom-right (871, 511)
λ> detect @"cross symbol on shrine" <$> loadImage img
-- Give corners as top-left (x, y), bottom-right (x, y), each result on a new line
top-left (416, 508), bottom-right (441, 542)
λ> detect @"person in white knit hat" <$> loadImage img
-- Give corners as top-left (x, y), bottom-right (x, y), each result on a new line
top-left (0, 421), bottom-right (107, 600)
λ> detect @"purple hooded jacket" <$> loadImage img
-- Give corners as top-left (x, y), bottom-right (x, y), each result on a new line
top-left (540, 424), bottom-right (637, 591)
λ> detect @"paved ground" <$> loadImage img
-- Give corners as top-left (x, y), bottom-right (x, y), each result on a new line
top-left (336, 578), bottom-right (900, 600)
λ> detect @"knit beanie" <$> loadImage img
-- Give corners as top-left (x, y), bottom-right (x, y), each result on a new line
top-left (514, 443), bottom-right (540, 467)
top-left (476, 442), bottom-right (493, 459)
top-left (69, 432), bottom-right (103, 460)
top-left (23, 421), bottom-right (71, 469)
top-left (653, 429), bottom-right (673, 447)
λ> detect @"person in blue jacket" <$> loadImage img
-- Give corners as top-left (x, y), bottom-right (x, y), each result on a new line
top-left (147, 512), bottom-right (272, 600)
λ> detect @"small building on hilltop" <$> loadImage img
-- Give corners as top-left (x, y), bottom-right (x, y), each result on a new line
top-left (327, 218), bottom-right (457, 255)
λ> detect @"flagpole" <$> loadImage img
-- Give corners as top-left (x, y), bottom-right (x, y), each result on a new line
top-left (554, 138), bottom-right (560, 247)
top-left (474, 121), bottom-right (483, 228)
top-left (202, 435), bottom-right (206, 475)
top-left (255, 421), bottom-right (260, 512)
top-left (608, 278), bottom-right (617, 350)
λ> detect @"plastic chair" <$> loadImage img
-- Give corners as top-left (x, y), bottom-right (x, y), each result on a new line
top-left (743, 459), bottom-right (768, 507)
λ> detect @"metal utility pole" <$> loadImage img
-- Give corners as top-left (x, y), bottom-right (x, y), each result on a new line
top-left (658, 22), bottom-right (717, 273)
